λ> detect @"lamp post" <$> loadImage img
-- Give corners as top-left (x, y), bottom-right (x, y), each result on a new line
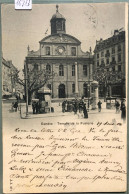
top-left (88, 47), bottom-right (92, 110)
top-left (75, 61), bottom-right (79, 97)
top-left (25, 61), bottom-right (29, 117)
top-left (87, 83), bottom-right (90, 110)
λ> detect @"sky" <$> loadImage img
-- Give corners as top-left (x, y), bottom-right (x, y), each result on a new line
top-left (1, 3), bottom-right (126, 76)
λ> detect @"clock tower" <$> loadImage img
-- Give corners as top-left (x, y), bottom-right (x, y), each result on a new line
top-left (50, 5), bottom-right (66, 35)
top-left (27, 5), bottom-right (93, 99)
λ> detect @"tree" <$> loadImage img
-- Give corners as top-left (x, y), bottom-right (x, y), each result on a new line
top-left (93, 63), bottom-right (125, 100)
top-left (10, 66), bottom-right (55, 104)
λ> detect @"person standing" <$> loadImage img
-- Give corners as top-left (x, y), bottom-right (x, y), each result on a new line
top-left (62, 101), bottom-right (66, 113)
top-left (121, 100), bottom-right (126, 121)
top-left (32, 101), bottom-right (36, 114)
top-left (115, 100), bottom-right (120, 113)
top-left (83, 103), bottom-right (88, 118)
top-left (13, 101), bottom-right (18, 112)
top-left (97, 100), bottom-right (102, 112)
top-left (73, 98), bottom-right (78, 114)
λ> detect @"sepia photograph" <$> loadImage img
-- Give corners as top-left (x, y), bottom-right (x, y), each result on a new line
top-left (1, 2), bottom-right (128, 193)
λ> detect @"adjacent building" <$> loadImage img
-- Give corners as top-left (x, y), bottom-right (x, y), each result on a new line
top-left (93, 30), bottom-right (125, 98)
top-left (2, 58), bottom-right (24, 97)
top-left (25, 5), bottom-right (94, 99)
top-left (2, 58), bottom-right (12, 94)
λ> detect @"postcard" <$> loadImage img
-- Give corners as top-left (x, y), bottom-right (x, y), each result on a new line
top-left (1, 2), bottom-right (128, 193)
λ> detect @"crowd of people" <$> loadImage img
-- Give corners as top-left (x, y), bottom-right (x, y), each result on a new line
top-left (62, 98), bottom-right (88, 118)
top-left (61, 97), bottom-right (126, 121)
top-left (11, 94), bottom-right (126, 122)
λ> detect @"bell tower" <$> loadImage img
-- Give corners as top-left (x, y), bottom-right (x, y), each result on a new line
top-left (50, 5), bottom-right (66, 35)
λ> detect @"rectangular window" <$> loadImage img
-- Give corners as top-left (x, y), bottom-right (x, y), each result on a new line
top-left (97, 61), bottom-right (99, 67)
top-left (112, 66), bottom-right (115, 72)
top-left (118, 54), bottom-right (121, 62)
top-left (46, 47), bottom-right (50, 55)
top-left (112, 56), bottom-right (115, 62)
top-left (101, 59), bottom-right (104, 65)
top-left (71, 47), bottom-right (76, 56)
top-left (118, 45), bottom-right (121, 52)
top-left (34, 64), bottom-right (38, 71)
top-left (106, 58), bottom-right (109, 65)
top-left (118, 65), bottom-right (121, 72)
top-left (101, 52), bottom-right (104, 57)
top-left (112, 47), bottom-right (115, 54)
top-left (72, 83), bottom-right (75, 93)
top-left (46, 64), bottom-right (51, 74)
top-left (83, 65), bottom-right (87, 76)
top-left (105, 50), bottom-right (110, 57)
top-left (97, 53), bottom-right (99, 59)
top-left (72, 65), bottom-right (75, 76)
top-left (59, 64), bottom-right (64, 76)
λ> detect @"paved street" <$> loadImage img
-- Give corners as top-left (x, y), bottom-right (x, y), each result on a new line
top-left (2, 101), bottom-right (122, 124)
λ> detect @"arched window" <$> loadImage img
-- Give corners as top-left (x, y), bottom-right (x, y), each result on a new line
top-left (59, 64), bottom-right (64, 76)
top-left (46, 64), bottom-right (51, 74)
top-left (72, 65), bottom-right (75, 76)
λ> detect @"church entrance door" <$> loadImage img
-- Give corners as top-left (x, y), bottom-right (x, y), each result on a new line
top-left (59, 84), bottom-right (65, 98)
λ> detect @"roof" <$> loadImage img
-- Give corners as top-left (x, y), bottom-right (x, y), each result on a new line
top-left (94, 31), bottom-right (125, 52)
top-left (50, 5), bottom-right (65, 21)
top-left (51, 12), bottom-right (65, 20)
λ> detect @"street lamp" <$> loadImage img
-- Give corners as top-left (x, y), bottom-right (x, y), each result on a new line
top-left (87, 83), bottom-right (90, 109)
top-left (88, 47), bottom-right (92, 110)
top-left (24, 60), bottom-right (29, 117)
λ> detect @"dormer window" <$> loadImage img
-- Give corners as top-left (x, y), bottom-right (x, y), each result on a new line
top-left (71, 47), bottom-right (76, 56)
top-left (46, 47), bottom-right (50, 55)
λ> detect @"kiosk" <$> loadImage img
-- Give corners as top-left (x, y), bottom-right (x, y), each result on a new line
top-left (106, 97), bottom-right (116, 109)
top-left (36, 87), bottom-right (51, 113)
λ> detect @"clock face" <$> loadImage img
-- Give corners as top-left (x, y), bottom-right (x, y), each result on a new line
top-left (58, 48), bottom-right (64, 53)
top-left (57, 46), bottom-right (65, 55)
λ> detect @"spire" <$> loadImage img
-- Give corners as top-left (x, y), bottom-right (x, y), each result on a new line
top-left (56, 4), bottom-right (59, 13)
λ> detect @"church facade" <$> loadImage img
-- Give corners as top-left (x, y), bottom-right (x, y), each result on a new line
top-left (25, 5), bottom-right (93, 99)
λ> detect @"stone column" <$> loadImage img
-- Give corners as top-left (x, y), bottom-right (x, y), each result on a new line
top-left (75, 62), bottom-right (79, 96)
top-left (95, 87), bottom-right (98, 108)
top-left (92, 81), bottom-right (98, 110)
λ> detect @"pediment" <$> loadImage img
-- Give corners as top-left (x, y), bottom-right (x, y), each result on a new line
top-left (40, 34), bottom-right (81, 45)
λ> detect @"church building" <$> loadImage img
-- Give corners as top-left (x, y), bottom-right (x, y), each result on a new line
top-left (25, 5), bottom-right (93, 99)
